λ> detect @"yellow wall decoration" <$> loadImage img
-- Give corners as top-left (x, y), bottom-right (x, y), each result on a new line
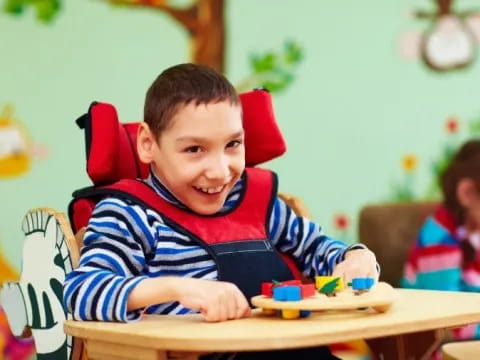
top-left (0, 104), bottom-right (48, 179)
top-left (0, 105), bottom-right (31, 178)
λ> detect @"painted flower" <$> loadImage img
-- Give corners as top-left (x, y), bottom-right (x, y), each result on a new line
top-left (401, 154), bottom-right (417, 173)
top-left (445, 116), bottom-right (459, 134)
top-left (333, 213), bottom-right (349, 230)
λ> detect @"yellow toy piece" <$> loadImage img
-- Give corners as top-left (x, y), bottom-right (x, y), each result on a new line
top-left (315, 276), bottom-right (344, 294)
top-left (281, 309), bottom-right (300, 319)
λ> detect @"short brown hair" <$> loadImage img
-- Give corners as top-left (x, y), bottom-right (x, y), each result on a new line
top-left (144, 63), bottom-right (239, 137)
top-left (441, 139), bottom-right (480, 224)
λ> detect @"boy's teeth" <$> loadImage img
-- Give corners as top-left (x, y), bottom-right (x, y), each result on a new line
top-left (197, 185), bottom-right (223, 194)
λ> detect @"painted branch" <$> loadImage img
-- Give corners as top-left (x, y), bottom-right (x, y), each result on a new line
top-left (105, 0), bottom-right (225, 72)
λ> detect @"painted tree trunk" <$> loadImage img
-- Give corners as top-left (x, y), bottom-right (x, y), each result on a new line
top-left (191, 0), bottom-right (225, 72)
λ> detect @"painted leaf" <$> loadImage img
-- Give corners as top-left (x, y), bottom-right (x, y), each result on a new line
top-left (3, 0), bottom-right (61, 22)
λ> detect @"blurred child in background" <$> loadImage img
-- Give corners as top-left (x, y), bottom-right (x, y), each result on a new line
top-left (403, 139), bottom-right (480, 340)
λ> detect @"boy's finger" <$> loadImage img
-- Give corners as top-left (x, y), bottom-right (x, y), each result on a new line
top-left (332, 263), bottom-right (346, 285)
top-left (368, 268), bottom-right (380, 282)
top-left (205, 299), bottom-right (221, 322)
top-left (226, 291), bottom-right (237, 320)
top-left (243, 305), bottom-right (252, 318)
top-left (235, 292), bottom-right (250, 318)
top-left (230, 286), bottom-right (248, 318)
top-left (187, 298), bottom-right (205, 312)
top-left (217, 295), bottom-right (228, 322)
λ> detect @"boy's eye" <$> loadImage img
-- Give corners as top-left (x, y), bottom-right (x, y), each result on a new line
top-left (226, 140), bottom-right (242, 148)
top-left (185, 146), bottom-right (202, 153)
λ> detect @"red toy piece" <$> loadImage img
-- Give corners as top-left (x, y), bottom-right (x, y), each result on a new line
top-left (261, 282), bottom-right (274, 297)
top-left (300, 284), bottom-right (316, 298)
top-left (261, 280), bottom-right (316, 300)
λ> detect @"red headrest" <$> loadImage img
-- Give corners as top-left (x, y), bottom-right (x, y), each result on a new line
top-left (78, 89), bottom-right (286, 185)
top-left (240, 90), bottom-right (286, 166)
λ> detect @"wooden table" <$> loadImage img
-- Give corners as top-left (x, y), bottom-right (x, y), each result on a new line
top-left (442, 340), bottom-right (480, 360)
top-left (64, 289), bottom-right (480, 360)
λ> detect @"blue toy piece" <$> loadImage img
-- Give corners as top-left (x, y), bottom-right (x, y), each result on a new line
top-left (273, 285), bottom-right (302, 301)
top-left (299, 310), bottom-right (311, 318)
top-left (351, 277), bottom-right (375, 291)
top-left (272, 286), bottom-right (303, 319)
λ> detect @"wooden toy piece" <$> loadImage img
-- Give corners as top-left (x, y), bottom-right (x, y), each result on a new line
top-left (261, 280), bottom-right (318, 318)
top-left (300, 310), bottom-right (311, 318)
top-left (261, 282), bottom-right (274, 297)
top-left (273, 286), bottom-right (302, 302)
top-left (350, 277), bottom-right (375, 294)
top-left (315, 276), bottom-right (344, 296)
top-left (252, 281), bottom-right (396, 316)
top-left (262, 280), bottom-right (314, 299)
top-left (262, 308), bottom-right (277, 315)
top-left (276, 280), bottom-right (302, 286)
top-left (281, 309), bottom-right (300, 319)
top-left (273, 286), bottom-right (302, 319)
top-left (300, 283), bottom-right (316, 298)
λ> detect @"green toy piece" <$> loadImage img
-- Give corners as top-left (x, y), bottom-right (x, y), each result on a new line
top-left (319, 277), bottom-right (340, 296)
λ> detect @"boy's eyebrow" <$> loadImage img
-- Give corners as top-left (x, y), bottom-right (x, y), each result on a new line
top-left (176, 130), bottom-right (244, 143)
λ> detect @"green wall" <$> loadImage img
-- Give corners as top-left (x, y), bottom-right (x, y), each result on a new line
top-left (1, 0), bottom-right (480, 269)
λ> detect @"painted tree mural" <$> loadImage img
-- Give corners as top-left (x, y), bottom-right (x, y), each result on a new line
top-left (3, 0), bottom-right (302, 92)
top-left (3, 0), bottom-right (60, 22)
top-left (112, 0), bottom-right (226, 72)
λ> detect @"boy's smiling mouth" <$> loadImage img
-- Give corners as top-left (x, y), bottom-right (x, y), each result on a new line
top-left (193, 185), bottom-right (226, 195)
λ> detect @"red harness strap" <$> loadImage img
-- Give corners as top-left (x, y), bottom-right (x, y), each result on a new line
top-left (110, 168), bottom-right (272, 243)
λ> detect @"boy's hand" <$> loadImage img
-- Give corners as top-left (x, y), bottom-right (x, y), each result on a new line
top-left (174, 278), bottom-right (251, 322)
top-left (332, 248), bottom-right (379, 285)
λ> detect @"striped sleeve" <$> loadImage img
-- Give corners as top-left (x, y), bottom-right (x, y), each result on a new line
top-left (268, 197), bottom-right (356, 277)
top-left (63, 198), bottom-right (151, 322)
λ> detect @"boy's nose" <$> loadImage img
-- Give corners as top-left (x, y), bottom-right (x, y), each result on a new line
top-left (205, 156), bottom-right (230, 180)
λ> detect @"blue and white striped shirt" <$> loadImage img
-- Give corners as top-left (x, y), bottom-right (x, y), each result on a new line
top-left (64, 170), bottom-right (366, 322)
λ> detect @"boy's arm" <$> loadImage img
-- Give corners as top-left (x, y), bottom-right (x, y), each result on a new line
top-left (127, 276), bottom-right (250, 322)
top-left (63, 198), bottom-right (151, 322)
top-left (268, 196), bottom-right (377, 280)
top-left (64, 198), bottom-right (251, 323)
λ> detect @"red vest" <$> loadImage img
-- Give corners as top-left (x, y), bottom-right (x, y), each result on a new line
top-left (73, 168), bottom-right (298, 299)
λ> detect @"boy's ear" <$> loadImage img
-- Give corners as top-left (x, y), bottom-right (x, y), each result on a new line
top-left (457, 178), bottom-right (478, 207)
top-left (137, 122), bottom-right (156, 164)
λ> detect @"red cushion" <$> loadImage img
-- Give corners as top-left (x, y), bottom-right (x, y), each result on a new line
top-left (84, 104), bottom-right (148, 184)
top-left (69, 198), bottom-right (96, 234)
top-left (83, 89), bottom-right (285, 185)
top-left (240, 90), bottom-right (286, 166)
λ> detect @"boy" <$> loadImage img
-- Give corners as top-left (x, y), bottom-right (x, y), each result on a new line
top-left (64, 63), bottom-right (378, 357)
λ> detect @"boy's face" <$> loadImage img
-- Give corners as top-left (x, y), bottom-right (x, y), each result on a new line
top-left (141, 101), bottom-right (245, 215)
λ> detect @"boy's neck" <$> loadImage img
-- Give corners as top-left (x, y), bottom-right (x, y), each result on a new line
top-left (149, 166), bottom-right (184, 206)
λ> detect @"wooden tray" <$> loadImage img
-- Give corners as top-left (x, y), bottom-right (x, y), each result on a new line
top-left (251, 281), bottom-right (396, 313)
